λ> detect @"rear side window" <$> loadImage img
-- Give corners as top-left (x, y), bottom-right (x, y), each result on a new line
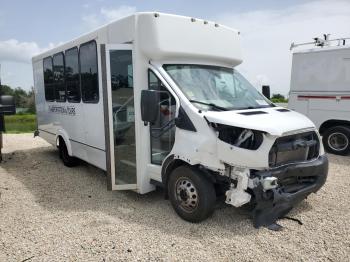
top-left (65, 47), bottom-right (80, 102)
top-left (53, 52), bottom-right (66, 102)
top-left (43, 57), bottom-right (55, 101)
top-left (79, 41), bottom-right (99, 103)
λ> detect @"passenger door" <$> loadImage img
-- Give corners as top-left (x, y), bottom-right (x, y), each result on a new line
top-left (105, 44), bottom-right (137, 190)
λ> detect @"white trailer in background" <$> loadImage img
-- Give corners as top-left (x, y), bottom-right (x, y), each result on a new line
top-left (32, 12), bottom-right (328, 229)
top-left (289, 36), bottom-right (350, 155)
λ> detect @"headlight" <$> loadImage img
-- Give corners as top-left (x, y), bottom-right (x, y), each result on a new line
top-left (215, 124), bottom-right (264, 150)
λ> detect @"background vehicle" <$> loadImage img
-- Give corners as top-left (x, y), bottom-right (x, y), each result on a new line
top-left (289, 35), bottom-right (350, 155)
top-left (0, 95), bottom-right (16, 161)
top-left (32, 13), bottom-right (328, 228)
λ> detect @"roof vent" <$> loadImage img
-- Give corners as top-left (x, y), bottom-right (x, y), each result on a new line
top-left (275, 108), bottom-right (290, 112)
top-left (239, 111), bottom-right (268, 116)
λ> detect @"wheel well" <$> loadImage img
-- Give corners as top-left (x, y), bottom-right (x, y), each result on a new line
top-left (319, 120), bottom-right (350, 135)
top-left (162, 158), bottom-right (189, 197)
top-left (161, 157), bottom-right (219, 198)
top-left (56, 136), bottom-right (68, 150)
top-left (56, 136), bottom-right (63, 147)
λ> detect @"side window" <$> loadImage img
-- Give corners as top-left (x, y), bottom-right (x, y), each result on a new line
top-left (43, 57), bottom-right (55, 101)
top-left (148, 70), bottom-right (176, 165)
top-left (149, 70), bottom-right (176, 106)
top-left (53, 52), bottom-right (66, 102)
top-left (65, 47), bottom-right (80, 102)
top-left (80, 41), bottom-right (99, 103)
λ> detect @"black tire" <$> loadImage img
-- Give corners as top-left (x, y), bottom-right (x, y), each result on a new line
top-left (168, 166), bottom-right (216, 223)
top-left (59, 138), bottom-right (79, 167)
top-left (322, 126), bottom-right (350, 155)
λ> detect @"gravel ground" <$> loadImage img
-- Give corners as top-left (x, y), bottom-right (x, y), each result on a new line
top-left (0, 134), bottom-right (349, 261)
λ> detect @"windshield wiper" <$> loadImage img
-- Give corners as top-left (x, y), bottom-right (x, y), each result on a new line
top-left (235, 105), bottom-right (273, 110)
top-left (189, 100), bottom-right (228, 111)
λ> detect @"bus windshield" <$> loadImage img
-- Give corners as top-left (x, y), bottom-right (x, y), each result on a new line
top-left (163, 64), bottom-right (273, 111)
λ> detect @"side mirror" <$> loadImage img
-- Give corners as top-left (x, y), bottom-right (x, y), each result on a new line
top-left (262, 85), bottom-right (270, 99)
top-left (0, 95), bottom-right (16, 115)
top-left (141, 90), bottom-right (159, 123)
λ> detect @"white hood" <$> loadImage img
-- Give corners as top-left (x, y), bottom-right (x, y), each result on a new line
top-left (204, 107), bottom-right (315, 136)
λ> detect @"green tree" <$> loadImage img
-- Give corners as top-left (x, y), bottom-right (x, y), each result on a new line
top-left (26, 87), bottom-right (36, 114)
top-left (13, 87), bottom-right (28, 108)
top-left (271, 94), bottom-right (285, 100)
top-left (271, 93), bottom-right (288, 103)
top-left (0, 85), bottom-right (15, 96)
top-left (0, 85), bottom-right (36, 112)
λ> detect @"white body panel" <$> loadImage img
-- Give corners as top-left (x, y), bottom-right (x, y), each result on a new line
top-left (288, 46), bottom-right (350, 129)
top-left (204, 107), bottom-right (315, 136)
top-left (137, 14), bottom-right (242, 66)
top-left (32, 12), bottom-right (245, 194)
top-left (33, 12), bottom-right (320, 197)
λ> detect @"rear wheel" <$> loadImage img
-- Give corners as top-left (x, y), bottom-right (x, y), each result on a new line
top-left (322, 126), bottom-right (350, 155)
top-left (168, 166), bottom-right (216, 223)
top-left (59, 138), bottom-right (79, 167)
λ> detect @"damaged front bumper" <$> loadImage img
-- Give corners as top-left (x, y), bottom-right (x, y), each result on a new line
top-left (251, 154), bottom-right (328, 228)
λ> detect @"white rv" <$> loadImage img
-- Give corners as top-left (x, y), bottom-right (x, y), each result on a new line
top-left (289, 36), bottom-right (350, 155)
top-left (32, 13), bottom-right (328, 228)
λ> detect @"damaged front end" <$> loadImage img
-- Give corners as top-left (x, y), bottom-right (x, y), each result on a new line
top-left (215, 125), bottom-right (328, 228)
top-left (251, 155), bottom-right (328, 228)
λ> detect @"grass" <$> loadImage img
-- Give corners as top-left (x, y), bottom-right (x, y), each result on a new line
top-left (4, 114), bottom-right (37, 134)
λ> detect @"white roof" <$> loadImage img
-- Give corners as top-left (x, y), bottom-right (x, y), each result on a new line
top-left (136, 13), bottom-right (242, 66)
top-left (33, 12), bottom-right (242, 67)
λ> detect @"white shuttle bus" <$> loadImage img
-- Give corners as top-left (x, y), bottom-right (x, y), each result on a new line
top-left (32, 13), bottom-right (328, 228)
top-left (289, 36), bottom-right (350, 156)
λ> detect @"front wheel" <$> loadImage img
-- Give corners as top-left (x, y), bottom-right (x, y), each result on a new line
top-left (168, 166), bottom-right (216, 223)
top-left (322, 126), bottom-right (350, 155)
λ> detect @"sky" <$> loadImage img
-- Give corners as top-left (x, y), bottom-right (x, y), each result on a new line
top-left (0, 0), bottom-right (349, 95)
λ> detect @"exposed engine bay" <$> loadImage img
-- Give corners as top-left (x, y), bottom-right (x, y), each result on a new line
top-left (216, 124), bottom-right (264, 150)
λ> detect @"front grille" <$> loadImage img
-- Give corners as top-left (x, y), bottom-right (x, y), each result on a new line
top-left (269, 131), bottom-right (319, 167)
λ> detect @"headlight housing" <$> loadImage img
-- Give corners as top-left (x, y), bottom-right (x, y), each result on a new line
top-left (214, 124), bottom-right (264, 150)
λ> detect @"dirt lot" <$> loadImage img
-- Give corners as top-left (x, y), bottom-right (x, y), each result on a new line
top-left (0, 134), bottom-right (349, 261)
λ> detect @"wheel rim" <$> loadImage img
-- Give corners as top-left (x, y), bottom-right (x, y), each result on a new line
top-left (175, 177), bottom-right (198, 212)
top-left (328, 132), bottom-right (349, 151)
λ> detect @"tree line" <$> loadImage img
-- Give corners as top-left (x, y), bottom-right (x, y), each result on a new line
top-left (0, 85), bottom-right (36, 114)
top-left (271, 93), bottom-right (288, 103)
